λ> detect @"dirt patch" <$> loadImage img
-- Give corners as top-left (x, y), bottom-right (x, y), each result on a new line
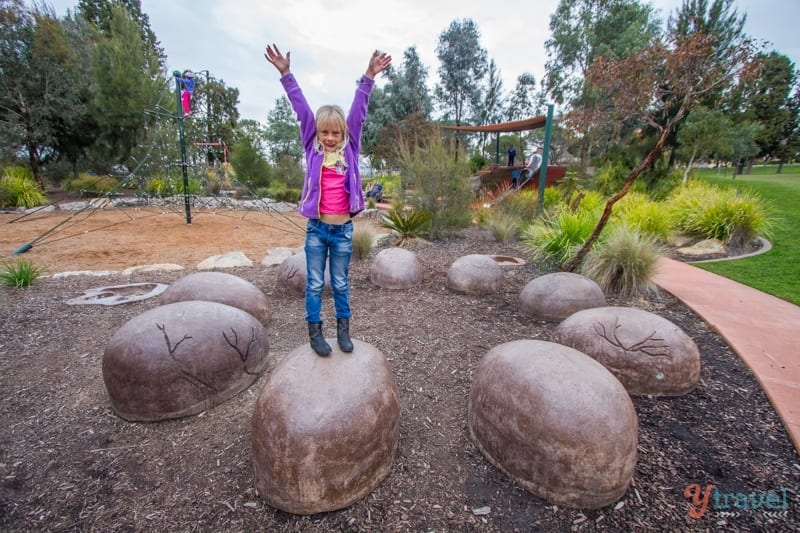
top-left (1, 204), bottom-right (798, 531)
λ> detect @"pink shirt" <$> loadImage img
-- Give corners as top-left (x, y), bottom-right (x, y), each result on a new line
top-left (319, 166), bottom-right (350, 214)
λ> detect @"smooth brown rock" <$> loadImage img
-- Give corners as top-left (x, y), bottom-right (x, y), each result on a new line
top-left (276, 251), bottom-right (331, 296)
top-left (160, 271), bottom-right (271, 324)
top-left (251, 340), bottom-right (399, 514)
top-left (519, 272), bottom-right (605, 321)
top-left (468, 339), bottom-right (638, 509)
top-left (103, 301), bottom-right (270, 421)
top-left (370, 247), bottom-right (422, 289)
top-left (552, 306), bottom-right (701, 396)
top-left (446, 254), bottom-right (503, 295)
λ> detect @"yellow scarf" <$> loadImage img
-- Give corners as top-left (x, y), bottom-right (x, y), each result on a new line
top-left (322, 150), bottom-right (346, 169)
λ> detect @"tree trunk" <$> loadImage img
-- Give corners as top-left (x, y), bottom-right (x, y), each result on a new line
top-left (682, 148), bottom-right (697, 184)
top-left (26, 140), bottom-right (44, 189)
top-left (564, 120), bottom-right (677, 273)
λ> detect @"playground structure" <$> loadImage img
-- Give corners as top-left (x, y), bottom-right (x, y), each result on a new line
top-left (5, 68), bottom-right (304, 259)
top-left (443, 105), bottom-right (564, 210)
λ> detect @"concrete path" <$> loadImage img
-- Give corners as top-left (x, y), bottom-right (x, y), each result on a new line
top-left (653, 257), bottom-right (800, 454)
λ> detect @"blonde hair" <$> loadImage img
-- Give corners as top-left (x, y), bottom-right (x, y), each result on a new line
top-left (314, 105), bottom-right (348, 153)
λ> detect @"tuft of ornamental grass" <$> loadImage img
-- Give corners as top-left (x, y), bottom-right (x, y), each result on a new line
top-left (0, 166), bottom-right (47, 208)
top-left (521, 208), bottom-right (599, 268)
top-left (0, 258), bottom-right (47, 288)
top-left (495, 188), bottom-right (539, 221)
top-left (665, 180), bottom-right (773, 247)
top-left (613, 192), bottom-right (673, 243)
top-left (488, 214), bottom-right (520, 245)
top-left (352, 226), bottom-right (374, 261)
top-left (580, 226), bottom-right (662, 299)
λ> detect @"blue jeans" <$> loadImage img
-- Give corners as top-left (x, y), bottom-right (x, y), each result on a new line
top-left (305, 219), bottom-right (353, 323)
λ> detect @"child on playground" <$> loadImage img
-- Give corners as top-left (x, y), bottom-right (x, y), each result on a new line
top-left (264, 43), bottom-right (391, 356)
top-left (175, 70), bottom-right (195, 116)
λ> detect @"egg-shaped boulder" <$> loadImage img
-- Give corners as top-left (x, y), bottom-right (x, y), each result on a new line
top-left (103, 301), bottom-right (270, 421)
top-left (552, 306), bottom-right (700, 397)
top-left (446, 254), bottom-right (503, 295)
top-left (160, 271), bottom-right (271, 325)
top-left (370, 247), bottom-right (422, 289)
top-left (276, 251), bottom-right (331, 296)
top-left (251, 340), bottom-right (399, 515)
top-left (468, 339), bottom-right (638, 509)
top-left (519, 272), bottom-right (605, 321)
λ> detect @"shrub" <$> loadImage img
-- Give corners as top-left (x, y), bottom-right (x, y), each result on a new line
top-left (398, 131), bottom-right (473, 239)
top-left (469, 153), bottom-right (489, 173)
top-left (521, 208), bottom-right (599, 268)
top-left (594, 159), bottom-right (631, 196)
top-left (613, 192), bottom-right (672, 243)
top-left (580, 226), bottom-right (662, 298)
top-left (488, 214), bottom-right (520, 245)
top-left (0, 167), bottom-right (47, 208)
top-left (352, 226), bottom-right (374, 260)
top-left (665, 181), bottom-right (773, 246)
top-left (146, 176), bottom-right (203, 196)
top-left (0, 258), bottom-right (47, 288)
top-left (63, 173), bottom-right (118, 195)
top-left (381, 208), bottom-right (431, 245)
top-left (495, 188), bottom-right (539, 222)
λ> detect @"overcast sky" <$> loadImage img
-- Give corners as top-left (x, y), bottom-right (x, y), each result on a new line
top-left (38, 0), bottom-right (800, 122)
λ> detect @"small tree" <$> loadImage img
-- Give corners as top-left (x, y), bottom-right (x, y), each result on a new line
top-left (676, 107), bottom-right (733, 183)
top-left (398, 129), bottom-right (473, 239)
top-left (563, 31), bottom-right (757, 272)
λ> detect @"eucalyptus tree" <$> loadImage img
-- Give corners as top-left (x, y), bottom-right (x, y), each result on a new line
top-left (735, 52), bottom-right (798, 169)
top-left (367, 46), bottom-right (433, 168)
top-left (676, 107), bottom-right (733, 182)
top-left (264, 95), bottom-right (301, 163)
top-left (661, 0), bottom-right (748, 164)
top-left (563, 29), bottom-right (758, 272)
top-left (85, 3), bottom-right (164, 170)
top-left (434, 18), bottom-right (488, 128)
top-left (77, 0), bottom-right (164, 65)
top-left (472, 58), bottom-right (505, 154)
top-left (0, 1), bottom-right (94, 185)
top-left (545, 0), bottom-right (660, 163)
top-left (385, 45), bottom-right (433, 121)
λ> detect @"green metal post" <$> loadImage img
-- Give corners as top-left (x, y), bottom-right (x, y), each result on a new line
top-left (495, 133), bottom-right (500, 165)
top-left (173, 70), bottom-right (192, 225)
top-left (537, 103), bottom-right (554, 216)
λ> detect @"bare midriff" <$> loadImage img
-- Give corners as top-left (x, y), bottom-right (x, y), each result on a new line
top-left (319, 212), bottom-right (351, 224)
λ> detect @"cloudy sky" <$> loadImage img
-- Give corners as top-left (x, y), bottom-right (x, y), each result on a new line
top-left (38, 0), bottom-right (800, 122)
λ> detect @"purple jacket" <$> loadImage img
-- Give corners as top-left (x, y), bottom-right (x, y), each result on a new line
top-left (280, 73), bottom-right (374, 219)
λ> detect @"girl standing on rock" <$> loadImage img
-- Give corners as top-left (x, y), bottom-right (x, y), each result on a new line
top-left (264, 43), bottom-right (391, 356)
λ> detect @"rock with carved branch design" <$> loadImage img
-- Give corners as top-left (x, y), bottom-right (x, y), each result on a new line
top-left (552, 306), bottom-right (700, 396)
top-left (103, 301), bottom-right (270, 421)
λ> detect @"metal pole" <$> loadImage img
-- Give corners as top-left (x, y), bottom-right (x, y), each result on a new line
top-left (173, 70), bottom-right (192, 225)
top-left (537, 103), bottom-right (554, 216)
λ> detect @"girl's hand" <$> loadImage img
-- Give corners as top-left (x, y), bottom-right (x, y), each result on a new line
top-left (366, 50), bottom-right (392, 79)
top-left (265, 44), bottom-right (291, 75)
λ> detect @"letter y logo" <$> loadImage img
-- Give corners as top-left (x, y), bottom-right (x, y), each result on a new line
top-left (684, 483), bottom-right (714, 519)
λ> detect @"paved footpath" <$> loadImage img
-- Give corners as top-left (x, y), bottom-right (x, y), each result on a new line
top-left (653, 257), bottom-right (800, 455)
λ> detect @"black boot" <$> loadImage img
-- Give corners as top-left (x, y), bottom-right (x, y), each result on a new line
top-left (337, 318), bottom-right (354, 352)
top-left (308, 322), bottom-right (331, 356)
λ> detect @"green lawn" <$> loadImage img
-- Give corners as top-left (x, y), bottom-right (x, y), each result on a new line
top-left (692, 164), bottom-right (800, 306)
